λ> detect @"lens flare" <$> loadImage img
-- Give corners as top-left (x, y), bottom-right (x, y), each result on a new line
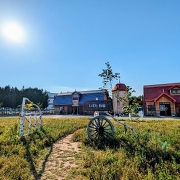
top-left (2, 22), bottom-right (26, 43)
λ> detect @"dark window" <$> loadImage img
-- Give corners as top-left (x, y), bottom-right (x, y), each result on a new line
top-left (148, 105), bottom-right (156, 111)
top-left (73, 93), bottom-right (79, 100)
top-left (171, 89), bottom-right (180, 95)
top-left (160, 104), bottom-right (165, 111)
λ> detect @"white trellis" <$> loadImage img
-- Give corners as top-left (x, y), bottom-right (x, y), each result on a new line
top-left (19, 97), bottom-right (42, 138)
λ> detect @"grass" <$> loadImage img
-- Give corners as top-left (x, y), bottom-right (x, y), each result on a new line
top-left (0, 116), bottom-right (180, 179)
top-left (70, 118), bottom-right (180, 180)
top-left (0, 116), bottom-right (89, 180)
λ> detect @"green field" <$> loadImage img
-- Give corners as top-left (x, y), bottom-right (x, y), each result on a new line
top-left (0, 116), bottom-right (180, 180)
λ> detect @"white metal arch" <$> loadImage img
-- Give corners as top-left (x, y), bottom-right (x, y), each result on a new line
top-left (19, 97), bottom-right (42, 138)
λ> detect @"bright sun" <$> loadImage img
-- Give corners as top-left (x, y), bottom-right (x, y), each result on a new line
top-left (2, 22), bottom-right (26, 43)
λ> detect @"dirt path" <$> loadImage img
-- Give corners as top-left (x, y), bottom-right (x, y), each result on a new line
top-left (40, 134), bottom-right (81, 180)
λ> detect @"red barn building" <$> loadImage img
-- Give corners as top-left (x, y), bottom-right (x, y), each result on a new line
top-left (143, 83), bottom-right (180, 117)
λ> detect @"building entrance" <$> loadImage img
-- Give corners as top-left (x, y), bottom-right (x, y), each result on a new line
top-left (159, 102), bottom-right (171, 116)
top-left (72, 106), bottom-right (79, 115)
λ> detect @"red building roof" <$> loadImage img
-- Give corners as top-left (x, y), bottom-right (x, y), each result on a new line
top-left (112, 83), bottom-right (126, 91)
top-left (144, 83), bottom-right (180, 103)
top-left (154, 92), bottom-right (176, 102)
top-left (168, 85), bottom-right (180, 90)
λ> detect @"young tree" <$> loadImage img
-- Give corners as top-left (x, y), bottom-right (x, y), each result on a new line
top-left (98, 62), bottom-right (120, 97)
top-left (99, 62), bottom-right (141, 120)
top-left (118, 86), bottom-right (140, 120)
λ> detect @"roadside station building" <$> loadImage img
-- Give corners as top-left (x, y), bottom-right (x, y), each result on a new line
top-left (143, 82), bottom-right (180, 117)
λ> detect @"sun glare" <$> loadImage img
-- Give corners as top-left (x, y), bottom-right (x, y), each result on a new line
top-left (1, 22), bottom-right (26, 43)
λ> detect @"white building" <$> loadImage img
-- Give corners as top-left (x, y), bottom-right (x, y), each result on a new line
top-left (46, 92), bottom-right (58, 110)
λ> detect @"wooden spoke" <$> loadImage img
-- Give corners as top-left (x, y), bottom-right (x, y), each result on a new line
top-left (87, 115), bottom-right (114, 141)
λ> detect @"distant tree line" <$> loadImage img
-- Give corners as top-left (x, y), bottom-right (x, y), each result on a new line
top-left (0, 85), bottom-right (48, 109)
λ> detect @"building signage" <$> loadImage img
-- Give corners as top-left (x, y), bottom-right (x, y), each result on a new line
top-left (84, 100), bottom-right (113, 111)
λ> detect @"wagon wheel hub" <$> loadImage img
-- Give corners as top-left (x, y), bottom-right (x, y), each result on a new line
top-left (97, 126), bottom-right (104, 136)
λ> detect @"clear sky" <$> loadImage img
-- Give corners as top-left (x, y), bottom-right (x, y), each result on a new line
top-left (0, 0), bottom-right (179, 96)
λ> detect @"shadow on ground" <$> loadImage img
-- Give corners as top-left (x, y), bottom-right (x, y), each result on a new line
top-left (21, 128), bottom-right (54, 180)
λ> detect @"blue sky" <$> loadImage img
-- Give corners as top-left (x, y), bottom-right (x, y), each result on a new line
top-left (0, 0), bottom-right (179, 96)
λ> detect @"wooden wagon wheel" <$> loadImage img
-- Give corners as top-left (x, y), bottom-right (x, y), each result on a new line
top-left (87, 115), bottom-right (115, 141)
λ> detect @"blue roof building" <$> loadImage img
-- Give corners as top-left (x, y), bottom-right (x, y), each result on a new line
top-left (53, 90), bottom-right (108, 115)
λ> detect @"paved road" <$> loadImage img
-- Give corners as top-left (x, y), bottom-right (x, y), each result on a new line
top-left (1, 114), bottom-right (180, 120)
top-left (42, 114), bottom-right (180, 120)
